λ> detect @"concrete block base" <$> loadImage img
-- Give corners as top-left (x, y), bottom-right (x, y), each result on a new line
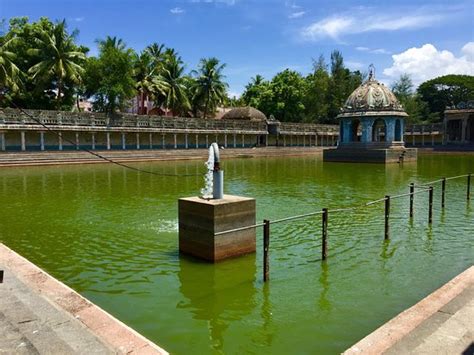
top-left (323, 147), bottom-right (417, 164)
top-left (178, 195), bottom-right (256, 262)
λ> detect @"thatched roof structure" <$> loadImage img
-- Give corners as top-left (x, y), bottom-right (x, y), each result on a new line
top-left (221, 106), bottom-right (267, 121)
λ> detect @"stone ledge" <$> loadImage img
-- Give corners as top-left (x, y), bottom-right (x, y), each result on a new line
top-left (0, 243), bottom-right (168, 354)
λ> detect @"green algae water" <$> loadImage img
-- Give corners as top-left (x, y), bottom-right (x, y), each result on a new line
top-left (0, 154), bottom-right (473, 354)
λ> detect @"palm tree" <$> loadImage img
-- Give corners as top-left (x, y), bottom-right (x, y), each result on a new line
top-left (191, 57), bottom-right (228, 118)
top-left (28, 20), bottom-right (86, 109)
top-left (159, 55), bottom-right (190, 116)
top-left (97, 36), bottom-right (126, 52)
top-left (0, 36), bottom-right (22, 94)
top-left (146, 42), bottom-right (166, 67)
top-left (134, 50), bottom-right (167, 114)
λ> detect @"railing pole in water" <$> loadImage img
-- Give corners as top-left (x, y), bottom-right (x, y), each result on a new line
top-left (468, 173), bottom-right (471, 201)
top-left (441, 178), bottom-right (446, 208)
top-left (263, 219), bottom-right (270, 282)
top-left (428, 186), bottom-right (433, 224)
top-left (409, 183), bottom-right (414, 218)
top-left (322, 208), bottom-right (328, 261)
top-left (384, 196), bottom-right (390, 240)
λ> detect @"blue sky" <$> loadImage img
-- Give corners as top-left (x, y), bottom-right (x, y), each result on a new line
top-left (2, 0), bottom-right (473, 96)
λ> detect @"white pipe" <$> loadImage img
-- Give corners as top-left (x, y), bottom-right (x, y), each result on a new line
top-left (210, 143), bottom-right (223, 199)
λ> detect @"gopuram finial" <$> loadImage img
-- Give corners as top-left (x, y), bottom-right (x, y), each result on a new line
top-left (368, 64), bottom-right (375, 81)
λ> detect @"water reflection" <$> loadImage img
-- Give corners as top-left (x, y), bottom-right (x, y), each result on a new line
top-left (318, 261), bottom-right (331, 311)
top-left (177, 254), bottom-right (257, 352)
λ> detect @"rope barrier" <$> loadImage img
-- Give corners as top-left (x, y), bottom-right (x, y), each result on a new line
top-left (6, 101), bottom-right (204, 178)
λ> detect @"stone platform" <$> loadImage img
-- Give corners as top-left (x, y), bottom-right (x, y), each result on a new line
top-left (324, 146), bottom-right (417, 164)
top-left (178, 195), bottom-right (256, 262)
top-left (0, 243), bottom-right (167, 354)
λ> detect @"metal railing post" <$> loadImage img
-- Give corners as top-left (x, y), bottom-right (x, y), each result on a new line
top-left (428, 186), bottom-right (434, 224)
top-left (263, 220), bottom-right (270, 282)
top-left (441, 178), bottom-right (446, 208)
top-left (384, 196), bottom-right (390, 240)
top-left (322, 209), bottom-right (328, 260)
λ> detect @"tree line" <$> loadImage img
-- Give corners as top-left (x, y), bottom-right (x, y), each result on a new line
top-left (1, 17), bottom-right (473, 122)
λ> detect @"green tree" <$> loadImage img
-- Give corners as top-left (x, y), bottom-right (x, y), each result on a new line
top-left (269, 69), bottom-right (306, 122)
top-left (303, 55), bottom-right (330, 122)
top-left (84, 36), bottom-right (136, 113)
top-left (0, 35), bottom-right (22, 95)
top-left (158, 54), bottom-right (190, 116)
top-left (134, 50), bottom-right (164, 114)
top-left (391, 73), bottom-right (413, 100)
top-left (27, 20), bottom-right (86, 109)
top-left (417, 75), bottom-right (474, 120)
top-left (241, 75), bottom-right (274, 114)
top-left (326, 51), bottom-right (362, 123)
top-left (191, 57), bottom-right (228, 118)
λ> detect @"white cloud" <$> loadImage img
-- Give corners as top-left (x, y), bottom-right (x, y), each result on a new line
top-left (346, 61), bottom-right (364, 70)
top-left (73, 17), bottom-right (84, 22)
top-left (383, 42), bottom-right (474, 86)
top-left (301, 11), bottom-right (445, 41)
top-left (289, 11), bottom-right (306, 19)
top-left (355, 46), bottom-right (391, 54)
top-left (170, 7), bottom-right (185, 14)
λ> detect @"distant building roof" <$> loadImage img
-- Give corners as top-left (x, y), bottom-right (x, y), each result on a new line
top-left (221, 106), bottom-right (267, 121)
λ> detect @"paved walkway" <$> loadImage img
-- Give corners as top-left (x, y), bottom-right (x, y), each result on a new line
top-left (0, 243), bottom-right (167, 354)
top-left (345, 266), bottom-right (474, 354)
top-left (0, 266), bottom-right (113, 354)
top-left (385, 284), bottom-right (474, 354)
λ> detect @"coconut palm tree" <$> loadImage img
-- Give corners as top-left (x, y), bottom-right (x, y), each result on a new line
top-left (159, 55), bottom-right (190, 116)
top-left (28, 20), bottom-right (86, 109)
top-left (97, 36), bottom-right (126, 52)
top-left (134, 50), bottom-right (167, 114)
top-left (146, 42), bottom-right (166, 67)
top-left (0, 36), bottom-right (22, 94)
top-left (191, 57), bottom-right (228, 118)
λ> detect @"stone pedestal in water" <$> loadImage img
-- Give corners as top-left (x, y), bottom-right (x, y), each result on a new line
top-left (178, 195), bottom-right (256, 262)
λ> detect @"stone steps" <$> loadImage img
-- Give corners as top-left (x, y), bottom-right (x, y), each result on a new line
top-left (0, 147), bottom-right (324, 167)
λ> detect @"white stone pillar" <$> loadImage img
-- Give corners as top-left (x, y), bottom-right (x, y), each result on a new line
top-left (0, 132), bottom-right (6, 151)
top-left (215, 134), bottom-right (218, 144)
top-left (315, 134), bottom-right (318, 146)
top-left (122, 133), bottom-right (126, 150)
top-left (106, 132), bottom-right (111, 150)
top-left (206, 135), bottom-right (209, 148)
top-left (242, 134), bottom-right (245, 148)
top-left (309, 135), bottom-right (312, 146)
top-left (75, 132), bottom-right (80, 150)
top-left (58, 132), bottom-right (63, 151)
top-left (174, 133), bottom-right (177, 149)
top-left (136, 133), bottom-right (140, 149)
top-left (224, 134), bottom-right (227, 148)
top-left (162, 134), bottom-right (166, 149)
top-left (40, 131), bottom-right (45, 151)
top-left (421, 126), bottom-right (425, 146)
top-left (195, 134), bottom-right (199, 149)
top-left (283, 135), bottom-right (286, 147)
top-left (91, 133), bottom-right (96, 150)
top-left (185, 133), bottom-right (188, 149)
top-left (303, 135), bottom-right (306, 147)
top-left (149, 133), bottom-right (153, 149)
top-left (21, 131), bottom-right (26, 151)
